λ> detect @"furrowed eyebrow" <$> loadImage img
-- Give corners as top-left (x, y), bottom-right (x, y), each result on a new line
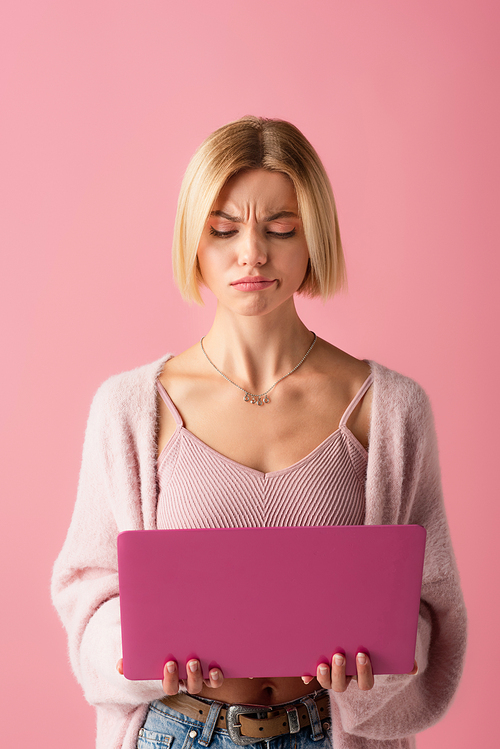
top-left (210, 210), bottom-right (298, 222)
top-left (264, 211), bottom-right (298, 222)
top-left (210, 210), bottom-right (242, 222)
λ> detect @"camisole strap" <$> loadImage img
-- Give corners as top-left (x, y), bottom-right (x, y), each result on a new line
top-left (156, 380), bottom-right (184, 427)
top-left (339, 372), bottom-right (374, 428)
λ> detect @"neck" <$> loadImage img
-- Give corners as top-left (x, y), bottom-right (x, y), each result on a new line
top-left (200, 299), bottom-right (315, 394)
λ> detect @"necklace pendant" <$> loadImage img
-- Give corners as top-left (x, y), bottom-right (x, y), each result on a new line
top-left (201, 333), bottom-right (317, 409)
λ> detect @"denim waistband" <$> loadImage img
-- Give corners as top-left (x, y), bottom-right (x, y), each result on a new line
top-left (142, 690), bottom-right (331, 747)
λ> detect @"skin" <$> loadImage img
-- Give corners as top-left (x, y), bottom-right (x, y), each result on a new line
top-left (116, 169), bottom-right (418, 702)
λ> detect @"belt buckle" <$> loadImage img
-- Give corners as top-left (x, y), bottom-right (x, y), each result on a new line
top-left (226, 705), bottom-right (269, 746)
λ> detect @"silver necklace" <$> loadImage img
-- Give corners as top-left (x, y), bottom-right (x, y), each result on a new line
top-left (199, 332), bottom-right (317, 406)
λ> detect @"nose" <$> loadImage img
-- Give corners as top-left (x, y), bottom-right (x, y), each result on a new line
top-left (237, 227), bottom-right (267, 267)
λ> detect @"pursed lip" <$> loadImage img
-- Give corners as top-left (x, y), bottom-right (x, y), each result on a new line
top-left (230, 275), bottom-right (276, 286)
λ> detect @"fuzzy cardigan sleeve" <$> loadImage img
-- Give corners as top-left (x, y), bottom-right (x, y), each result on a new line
top-left (51, 358), bottom-right (171, 721)
top-left (329, 362), bottom-right (467, 746)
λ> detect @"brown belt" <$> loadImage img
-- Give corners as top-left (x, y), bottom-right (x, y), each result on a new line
top-left (161, 692), bottom-right (330, 743)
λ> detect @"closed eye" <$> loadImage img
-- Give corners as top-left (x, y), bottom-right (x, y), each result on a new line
top-left (209, 227), bottom-right (237, 237)
top-left (209, 227), bottom-right (297, 239)
top-left (268, 229), bottom-right (296, 238)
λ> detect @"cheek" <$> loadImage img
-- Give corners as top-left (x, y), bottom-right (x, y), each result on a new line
top-left (196, 244), bottom-right (213, 277)
top-left (287, 246), bottom-right (310, 277)
top-left (196, 247), bottom-right (228, 288)
top-left (290, 249), bottom-right (311, 289)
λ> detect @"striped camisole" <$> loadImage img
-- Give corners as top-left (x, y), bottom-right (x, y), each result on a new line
top-left (156, 373), bottom-right (373, 530)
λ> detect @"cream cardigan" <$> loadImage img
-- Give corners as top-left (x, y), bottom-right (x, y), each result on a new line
top-left (51, 356), bottom-right (467, 749)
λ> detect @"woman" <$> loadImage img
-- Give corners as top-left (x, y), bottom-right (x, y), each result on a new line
top-left (52, 116), bottom-right (466, 749)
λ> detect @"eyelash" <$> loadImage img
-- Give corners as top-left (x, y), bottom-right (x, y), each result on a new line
top-left (209, 227), bottom-right (296, 239)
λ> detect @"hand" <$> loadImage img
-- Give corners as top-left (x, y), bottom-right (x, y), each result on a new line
top-left (301, 655), bottom-right (418, 692)
top-left (116, 658), bottom-right (224, 695)
top-left (162, 659), bottom-right (224, 695)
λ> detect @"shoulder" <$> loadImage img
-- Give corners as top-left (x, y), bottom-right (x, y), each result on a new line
top-left (368, 360), bottom-right (435, 438)
top-left (314, 340), bottom-right (371, 394)
top-left (88, 354), bottom-right (174, 425)
top-left (369, 361), bottom-right (430, 406)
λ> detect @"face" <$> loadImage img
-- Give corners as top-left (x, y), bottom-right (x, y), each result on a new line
top-left (197, 169), bottom-right (309, 318)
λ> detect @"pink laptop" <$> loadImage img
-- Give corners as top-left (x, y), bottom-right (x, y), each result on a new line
top-left (118, 525), bottom-right (426, 680)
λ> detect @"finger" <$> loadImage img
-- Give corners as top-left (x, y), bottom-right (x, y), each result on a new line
top-left (116, 658), bottom-right (124, 675)
top-left (205, 668), bottom-right (224, 689)
top-left (301, 675), bottom-right (315, 685)
top-left (163, 660), bottom-right (179, 695)
top-left (356, 652), bottom-right (374, 691)
top-left (330, 653), bottom-right (349, 693)
top-left (316, 663), bottom-right (332, 689)
top-left (409, 660), bottom-right (418, 675)
top-left (186, 659), bottom-right (204, 694)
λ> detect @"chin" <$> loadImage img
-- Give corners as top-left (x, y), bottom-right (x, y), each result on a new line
top-left (237, 303), bottom-right (274, 317)
top-left (237, 297), bottom-right (293, 319)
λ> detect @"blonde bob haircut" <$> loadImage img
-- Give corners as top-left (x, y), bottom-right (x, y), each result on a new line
top-left (172, 116), bottom-right (346, 304)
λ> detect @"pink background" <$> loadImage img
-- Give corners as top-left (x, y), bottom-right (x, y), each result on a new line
top-left (1, 1), bottom-right (498, 746)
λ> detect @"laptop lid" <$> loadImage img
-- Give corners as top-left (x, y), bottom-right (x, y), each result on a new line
top-left (118, 524), bottom-right (426, 680)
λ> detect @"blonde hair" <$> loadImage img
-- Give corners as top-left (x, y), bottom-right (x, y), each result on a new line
top-left (172, 116), bottom-right (346, 304)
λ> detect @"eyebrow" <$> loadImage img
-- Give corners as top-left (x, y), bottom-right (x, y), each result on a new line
top-left (210, 210), bottom-right (299, 222)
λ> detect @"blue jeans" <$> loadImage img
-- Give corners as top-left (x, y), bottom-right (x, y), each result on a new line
top-left (138, 692), bottom-right (333, 749)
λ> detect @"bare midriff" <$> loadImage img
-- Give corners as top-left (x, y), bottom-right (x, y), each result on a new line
top-left (198, 676), bottom-right (321, 705)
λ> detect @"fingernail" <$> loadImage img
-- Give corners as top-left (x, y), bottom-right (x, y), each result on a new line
top-left (319, 665), bottom-right (329, 675)
top-left (301, 676), bottom-right (307, 683)
top-left (357, 653), bottom-right (367, 665)
top-left (334, 654), bottom-right (345, 666)
top-left (210, 670), bottom-right (219, 681)
top-left (166, 661), bottom-right (176, 674)
top-left (189, 660), bottom-right (199, 673)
